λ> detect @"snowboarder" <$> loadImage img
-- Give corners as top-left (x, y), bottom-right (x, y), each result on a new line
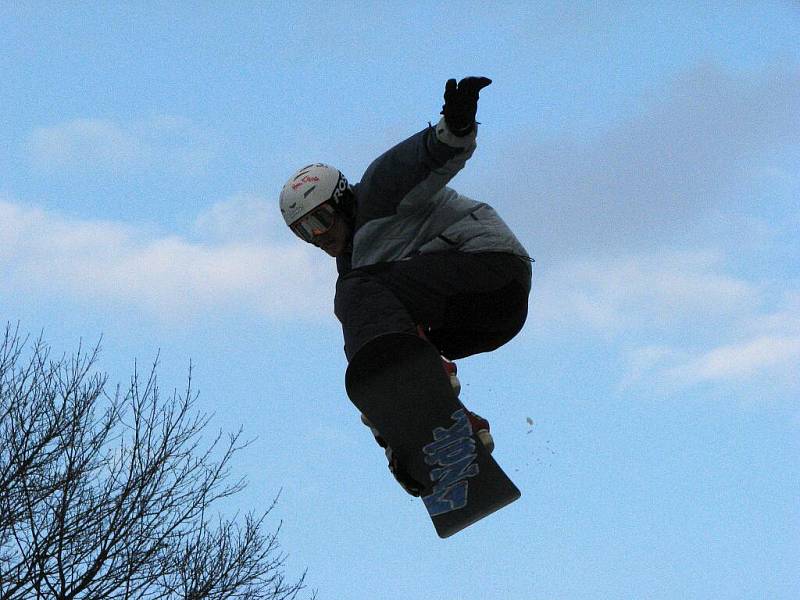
top-left (279, 76), bottom-right (532, 495)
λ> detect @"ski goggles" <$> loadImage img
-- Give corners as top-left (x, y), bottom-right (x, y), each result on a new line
top-left (290, 202), bottom-right (337, 243)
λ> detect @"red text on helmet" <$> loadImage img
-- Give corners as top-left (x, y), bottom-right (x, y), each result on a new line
top-left (291, 175), bottom-right (320, 191)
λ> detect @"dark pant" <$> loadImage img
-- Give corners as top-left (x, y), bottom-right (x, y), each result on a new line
top-left (334, 251), bottom-right (532, 361)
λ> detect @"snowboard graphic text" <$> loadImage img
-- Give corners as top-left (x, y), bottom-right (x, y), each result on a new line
top-left (422, 408), bottom-right (480, 516)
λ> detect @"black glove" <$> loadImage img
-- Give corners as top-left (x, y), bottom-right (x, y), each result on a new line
top-left (440, 76), bottom-right (492, 136)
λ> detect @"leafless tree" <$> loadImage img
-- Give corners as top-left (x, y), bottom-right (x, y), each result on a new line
top-left (0, 325), bottom-right (312, 600)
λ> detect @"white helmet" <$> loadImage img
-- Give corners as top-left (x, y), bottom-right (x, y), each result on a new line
top-left (279, 163), bottom-right (351, 228)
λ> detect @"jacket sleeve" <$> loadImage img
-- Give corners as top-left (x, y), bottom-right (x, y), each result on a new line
top-left (355, 117), bottom-right (477, 227)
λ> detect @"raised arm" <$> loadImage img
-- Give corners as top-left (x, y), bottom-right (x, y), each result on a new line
top-left (354, 77), bottom-right (492, 225)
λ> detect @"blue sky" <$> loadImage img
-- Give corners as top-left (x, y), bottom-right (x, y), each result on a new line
top-left (1, 2), bottom-right (799, 598)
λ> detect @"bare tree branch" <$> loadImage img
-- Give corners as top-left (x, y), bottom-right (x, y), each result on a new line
top-left (0, 326), bottom-right (313, 600)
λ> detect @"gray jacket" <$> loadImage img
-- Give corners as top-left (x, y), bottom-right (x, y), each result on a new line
top-left (337, 117), bottom-right (530, 274)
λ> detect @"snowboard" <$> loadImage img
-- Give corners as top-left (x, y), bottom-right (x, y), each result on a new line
top-left (345, 332), bottom-right (521, 538)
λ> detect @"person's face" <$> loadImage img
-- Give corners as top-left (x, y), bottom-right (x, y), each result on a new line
top-left (310, 214), bottom-right (351, 257)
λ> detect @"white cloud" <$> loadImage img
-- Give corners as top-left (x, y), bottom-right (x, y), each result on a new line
top-left (532, 250), bottom-right (759, 333)
top-left (193, 194), bottom-right (280, 243)
top-left (665, 290), bottom-right (800, 389)
top-left (27, 119), bottom-right (144, 170)
top-left (670, 335), bottom-right (800, 384)
top-left (26, 116), bottom-right (214, 175)
top-left (494, 62), bottom-right (800, 398)
top-left (745, 291), bottom-right (800, 338)
top-left (617, 292), bottom-right (800, 393)
top-left (492, 63), bottom-right (800, 258)
top-left (0, 196), bottom-right (335, 321)
top-left (529, 249), bottom-right (799, 393)
top-left (622, 331), bottom-right (800, 395)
